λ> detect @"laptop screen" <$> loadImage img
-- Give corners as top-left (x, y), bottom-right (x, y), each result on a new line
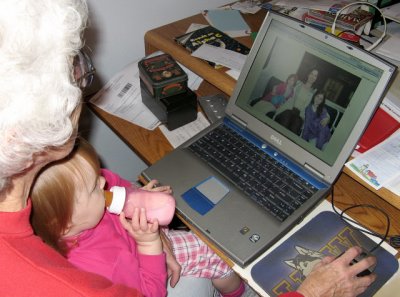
top-left (227, 12), bottom-right (396, 183)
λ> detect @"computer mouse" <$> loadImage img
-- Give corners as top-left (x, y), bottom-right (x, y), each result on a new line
top-left (345, 248), bottom-right (377, 277)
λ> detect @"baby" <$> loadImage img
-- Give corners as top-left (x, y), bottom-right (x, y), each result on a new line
top-left (31, 137), bottom-right (258, 297)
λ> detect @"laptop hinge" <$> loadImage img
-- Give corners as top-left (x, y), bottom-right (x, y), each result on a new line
top-left (304, 163), bottom-right (325, 179)
top-left (231, 114), bottom-right (247, 128)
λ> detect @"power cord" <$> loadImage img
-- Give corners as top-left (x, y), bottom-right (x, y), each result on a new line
top-left (330, 185), bottom-right (400, 253)
top-left (331, 1), bottom-right (387, 52)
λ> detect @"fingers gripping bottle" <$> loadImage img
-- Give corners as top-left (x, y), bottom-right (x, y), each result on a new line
top-left (104, 186), bottom-right (175, 226)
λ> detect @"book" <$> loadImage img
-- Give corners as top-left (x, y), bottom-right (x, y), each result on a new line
top-left (356, 107), bottom-right (400, 153)
top-left (174, 25), bottom-right (250, 68)
top-left (307, 7), bottom-right (374, 32)
top-left (303, 11), bottom-right (334, 28)
top-left (303, 12), bottom-right (361, 42)
top-left (251, 211), bottom-right (399, 297)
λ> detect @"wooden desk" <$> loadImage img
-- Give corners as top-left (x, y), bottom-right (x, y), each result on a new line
top-left (90, 9), bottom-right (400, 257)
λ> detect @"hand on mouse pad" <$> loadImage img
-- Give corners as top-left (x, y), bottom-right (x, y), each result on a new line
top-left (251, 211), bottom-right (398, 297)
top-left (337, 248), bottom-right (377, 277)
top-left (353, 249), bottom-right (377, 277)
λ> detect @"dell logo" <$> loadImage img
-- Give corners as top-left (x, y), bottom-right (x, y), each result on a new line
top-left (270, 134), bottom-right (282, 146)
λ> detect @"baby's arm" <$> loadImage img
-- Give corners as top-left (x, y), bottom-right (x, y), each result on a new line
top-left (120, 209), bottom-right (167, 297)
top-left (140, 181), bottom-right (181, 287)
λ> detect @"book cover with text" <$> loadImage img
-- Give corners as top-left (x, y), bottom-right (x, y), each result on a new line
top-left (174, 25), bottom-right (250, 68)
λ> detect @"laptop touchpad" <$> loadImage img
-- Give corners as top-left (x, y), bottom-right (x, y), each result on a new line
top-left (182, 176), bottom-right (229, 215)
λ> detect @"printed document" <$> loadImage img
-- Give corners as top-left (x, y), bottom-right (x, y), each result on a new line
top-left (346, 130), bottom-right (400, 190)
top-left (159, 112), bottom-right (210, 148)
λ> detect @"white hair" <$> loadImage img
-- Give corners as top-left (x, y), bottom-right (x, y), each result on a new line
top-left (0, 0), bottom-right (88, 191)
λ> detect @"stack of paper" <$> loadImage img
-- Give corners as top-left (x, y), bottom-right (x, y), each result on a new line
top-left (373, 22), bottom-right (400, 63)
top-left (382, 3), bottom-right (400, 23)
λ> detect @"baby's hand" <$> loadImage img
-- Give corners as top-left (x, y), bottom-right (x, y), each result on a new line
top-left (141, 179), bottom-right (172, 194)
top-left (119, 208), bottom-right (163, 255)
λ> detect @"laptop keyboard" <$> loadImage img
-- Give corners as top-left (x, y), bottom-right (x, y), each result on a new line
top-left (188, 124), bottom-right (318, 222)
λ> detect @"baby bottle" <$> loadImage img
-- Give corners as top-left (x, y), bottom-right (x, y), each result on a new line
top-left (104, 186), bottom-right (175, 226)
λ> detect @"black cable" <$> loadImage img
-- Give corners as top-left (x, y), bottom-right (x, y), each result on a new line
top-left (330, 185), bottom-right (396, 253)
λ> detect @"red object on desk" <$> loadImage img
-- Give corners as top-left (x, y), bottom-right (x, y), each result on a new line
top-left (357, 107), bottom-right (400, 153)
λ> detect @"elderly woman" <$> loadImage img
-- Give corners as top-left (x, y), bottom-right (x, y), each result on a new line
top-left (0, 1), bottom-right (141, 296)
top-left (0, 1), bottom-right (376, 297)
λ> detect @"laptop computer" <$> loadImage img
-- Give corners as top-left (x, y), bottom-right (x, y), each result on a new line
top-left (142, 11), bottom-right (396, 267)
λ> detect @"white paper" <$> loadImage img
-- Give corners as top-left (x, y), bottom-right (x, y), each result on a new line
top-left (345, 130), bottom-right (400, 190)
top-left (375, 35), bottom-right (400, 61)
top-left (159, 112), bottom-right (210, 148)
top-left (191, 43), bottom-right (247, 71)
top-left (186, 23), bottom-right (208, 34)
top-left (230, 1), bottom-right (262, 14)
top-left (386, 177), bottom-right (400, 196)
top-left (90, 60), bottom-right (161, 130)
top-left (226, 69), bottom-right (241, 80)
top-left (382, 3), bottom-right (400, 23)
top-left (382, 21), bottom-right (400, 38)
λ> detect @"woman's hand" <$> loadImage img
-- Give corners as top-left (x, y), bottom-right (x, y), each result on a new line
top-left (297, 246), bottom-right (376, 297)
top-left (120, 208), bottom-right (163, 255)
top-left (320, 117), bottom-right (330, 127)
top-left (141, 179), bottom-right (172, 194)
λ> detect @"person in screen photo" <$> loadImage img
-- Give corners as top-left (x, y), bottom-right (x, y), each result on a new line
top-left (301, 91), bottom-right (332, 150)
top-left (274, 68), bottom-right (319, 135)
top-left (264, 74), bottom-right (298, 109)
top-left (251, 74), bottom-right (298, 121)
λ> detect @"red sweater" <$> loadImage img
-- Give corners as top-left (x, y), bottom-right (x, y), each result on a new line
top-left (0, 199), bottom-right (142, 297)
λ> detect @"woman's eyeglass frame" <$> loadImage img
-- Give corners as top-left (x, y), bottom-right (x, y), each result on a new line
top-left (73, 49), bottom-right (96, 90)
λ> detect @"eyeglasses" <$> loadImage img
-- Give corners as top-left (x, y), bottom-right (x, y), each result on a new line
top-left (73, 49), bottom-right (96, 90)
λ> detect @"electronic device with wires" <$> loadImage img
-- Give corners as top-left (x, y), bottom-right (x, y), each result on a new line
top-left (143, 10), bottom-right (396, 267)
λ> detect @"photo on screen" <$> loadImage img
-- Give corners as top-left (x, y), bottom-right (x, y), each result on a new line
top-left (246, 43), bottom-right (361, 152)
top-left (235, 19), bottom-right (383, 167)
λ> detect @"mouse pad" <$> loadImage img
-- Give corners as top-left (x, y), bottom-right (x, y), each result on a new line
top-left (251, 211), bottom-right (399, 297)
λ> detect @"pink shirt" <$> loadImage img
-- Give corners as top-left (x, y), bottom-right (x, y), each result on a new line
top-left (65, 169), bottom-right (167, 297)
